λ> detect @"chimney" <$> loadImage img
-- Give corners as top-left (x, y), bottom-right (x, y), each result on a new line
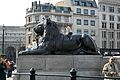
top-left (32, 2), bottom-right (33, 7)
top-left (39, 1), bottom-right (40, 4)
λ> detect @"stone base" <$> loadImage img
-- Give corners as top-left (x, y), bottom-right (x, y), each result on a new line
top-left (15, 55), bottom-right (120, 80)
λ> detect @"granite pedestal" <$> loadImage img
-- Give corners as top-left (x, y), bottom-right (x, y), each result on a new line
top-left (13, 55), bottom-right (120, 80)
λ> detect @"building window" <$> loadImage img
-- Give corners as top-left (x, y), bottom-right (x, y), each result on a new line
top-left (55, 7), bottom-right (62, 13)
top-left (102, 22), bottom-right (106, 28)
top-left (91, 29), bottom-right (95, 36)
top-left (112, 32), bottom-right (114, 39)
top-left (64, 16), bottom-right (69, 22)
top-left (118, 8), bottom-right (120, 13)
top-left (117, 24), bottom-right (120, 29)
top-left (102, 5), bottom-right (105, 12)
top-left (108, 32), bottom-right (114, 39)
top-left (102, 40), bottom-right (106, 48)
top-left (117, 16), bottom-right (120, 22)
top-left (84, 20), bottom-right (88, 25)
top-left (109, 41), bottom-right (114, 49)
top-left (90, 20), bottom-right (95, 26)
top-left (84, 9), bottom-right (88, 15)
top-left (35, 15), bottom-right (39, 22)
top-left (28, 36), bottom-right (31, 44)
top-left (90, 10), bottom-right (95, 15)
top-left (109, 15), bottom-right (114, 21)
top-left (64, 7), bottom-right (70, 13)
top-left (42, 6), bottom-right (51, 12)
top-left (28, 16), bottom-right (32, 22)
top-left (76, 19), bottom-right (81, 25)
top-left (76, 8), bottom-right (81, 14)
top-left (56, 16), bottom-right (61, 22)
top-left (109, 7), bottom-right (114, 13)
top-left (117, 32), bottom-right (120, 39)
top-left (28, 28), bottom-right (31, 31)
top-left (102, 31), bottom-right (106, 38)
top-left (109, 23), bottom-right (114, 29)
top-left (81, 2), bottom-right (86, 6)
top-left (77, 29), bottom-right (81, 34)
top-left (117, 41), bottom-right (120, 48)
top-left (84, 29), bottom-right (89, 34)
top-left (102, 14), bottom-right (106, 20)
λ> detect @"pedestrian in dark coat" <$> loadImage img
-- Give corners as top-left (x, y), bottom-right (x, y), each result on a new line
top-left (0, 57), bottom-right (6, 80)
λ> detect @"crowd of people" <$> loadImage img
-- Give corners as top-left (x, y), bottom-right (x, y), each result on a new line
top-left (0, 55), bottom-right (15, 80)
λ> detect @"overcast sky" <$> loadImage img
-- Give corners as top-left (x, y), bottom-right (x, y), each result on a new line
top-left (0, 0), bottom-right (98, 26)
top-left (0, 0), bottom-right (62, 26)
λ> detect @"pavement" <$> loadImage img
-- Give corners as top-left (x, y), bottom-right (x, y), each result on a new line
top-left (7, 77), bottom-right (13, 80)
top-left (6, 70), bottom-right (16, 80)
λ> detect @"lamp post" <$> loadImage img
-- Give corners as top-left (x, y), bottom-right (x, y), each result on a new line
top-left (2, 24), bottom-right (5, 55)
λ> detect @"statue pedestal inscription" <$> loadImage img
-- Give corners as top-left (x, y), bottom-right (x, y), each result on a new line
top-left (14, 55), bottom-right (105, 80)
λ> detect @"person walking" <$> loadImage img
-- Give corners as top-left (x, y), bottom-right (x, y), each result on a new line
top-left (4, 59), bottom-right (14, 78)
top-left (102, 56), bottom-right (119, 80)
top-left (0, 55), bottom-right (7, 80)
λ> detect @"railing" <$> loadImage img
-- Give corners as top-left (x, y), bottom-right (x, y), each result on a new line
top-left (12, 68), bottom-right (120, 80)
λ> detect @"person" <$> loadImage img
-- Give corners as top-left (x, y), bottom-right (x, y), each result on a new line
top-left (26, 44), bottom-right (32, 51)
top-left (102, 56), bottom-right (119, 80)
top-left (65, 25), bottom-right (73, 39)
top-left (4, 59), bottom-right (14, 78)
top-left (31, 40), bottom-right (37, 50)
top-left (0, 55), bottom-right (7, 80)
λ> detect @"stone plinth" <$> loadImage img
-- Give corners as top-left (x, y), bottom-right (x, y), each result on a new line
top-left (14, 55), bottom-right (120, 80)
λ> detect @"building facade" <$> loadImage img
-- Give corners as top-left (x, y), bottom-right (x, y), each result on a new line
top-left (25, 1), bottom-right (72, 48)
top-left (62, 0), bottom-right (99, 45)
top-left (0, 25), bottom-right (25, 61)
top-left (25, 0), bottom-right (120, 51)
top-left (98, 0), bottom-right (120, 49)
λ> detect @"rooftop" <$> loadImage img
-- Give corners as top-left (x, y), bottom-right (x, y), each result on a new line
top-left (72, 0), bottom-right (97, 8)
top-left (26, 1), bottom-right (72, 14)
